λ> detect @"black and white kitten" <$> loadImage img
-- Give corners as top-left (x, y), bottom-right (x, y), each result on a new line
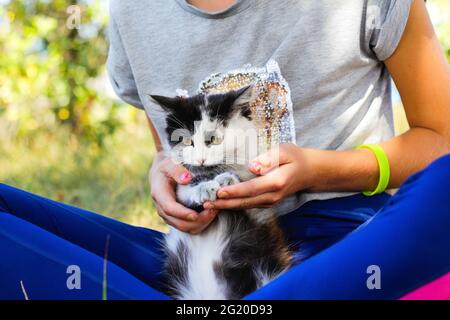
top-left (150, 87), bottom-right (292, 300)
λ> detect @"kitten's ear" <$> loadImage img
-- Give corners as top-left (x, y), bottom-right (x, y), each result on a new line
top-left (233, 85), bottom-right (254, 106)
top-left (148, 94), bottom-right (179, 112)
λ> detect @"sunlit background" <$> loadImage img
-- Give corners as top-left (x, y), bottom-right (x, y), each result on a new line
top-left (0, 0), bottom-right (449, 231)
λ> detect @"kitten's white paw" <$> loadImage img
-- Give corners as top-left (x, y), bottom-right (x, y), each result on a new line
top-left (193, 180), bottom-right (221, 203)
top-left (214, 172), bottom-right (240, 187)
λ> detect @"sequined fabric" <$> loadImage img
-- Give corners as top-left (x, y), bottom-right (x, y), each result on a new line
top-left (198, 60), bottom-right (296, 151)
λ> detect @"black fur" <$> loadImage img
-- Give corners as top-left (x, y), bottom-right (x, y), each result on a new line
top-left (150, 94), bottom-right (203, 147)
top-left (160, 240), bottom-right (190, 297)
top-left (150, 87), bottom-right (252, 147)
top-left (213, 211), bottom-right (290, 299)
top-left (205, 87), bottom-right (253, 126)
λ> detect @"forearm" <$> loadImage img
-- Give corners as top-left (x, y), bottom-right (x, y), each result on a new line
top-left (206, 128), bottom-right (449, 210)
top-left (146, 114), bottom-right (163, 152)
top-left (307, 127), bottom-right (450, 193)
top-left (307, 0), bottom-right (450, 195)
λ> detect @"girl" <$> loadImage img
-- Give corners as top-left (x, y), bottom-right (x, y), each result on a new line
top-left (1, 0), bottom-right (449, 299)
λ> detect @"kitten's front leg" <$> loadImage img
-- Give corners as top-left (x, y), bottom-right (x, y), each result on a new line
top-left (176, 173), bottom-right (239, 209)
top-left (214, 172), bottom-right (240, 187)
top-left (177, 180), bottom-right (221, 208)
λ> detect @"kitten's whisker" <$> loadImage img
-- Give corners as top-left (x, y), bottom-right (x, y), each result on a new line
top-left (169, 115), bottom-right (190, 130)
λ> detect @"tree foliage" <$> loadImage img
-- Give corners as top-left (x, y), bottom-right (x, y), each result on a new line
top-left (429, 0), bottom-right (450, 63)
top-left (0, 0), bottom-right (448, 146)
top-left (0, 0), bottom-right (124, 145)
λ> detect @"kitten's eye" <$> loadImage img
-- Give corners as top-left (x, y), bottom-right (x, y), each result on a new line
top-left (183, 137), bottom-right (193, 146)
top-left (210, 135), bottom-right (223, 145)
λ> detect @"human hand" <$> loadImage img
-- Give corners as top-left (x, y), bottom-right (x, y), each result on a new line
top-left (203, 144), bottom-right (315, 210)
top-left (150, 152), bottom-right (218, 234)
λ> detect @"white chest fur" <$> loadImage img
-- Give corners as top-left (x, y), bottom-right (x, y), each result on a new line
top-left (164, 221), bottom-right (230, 300)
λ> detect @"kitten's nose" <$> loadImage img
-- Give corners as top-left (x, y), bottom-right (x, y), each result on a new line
top-left (197, 159), bottom-right (206, 166)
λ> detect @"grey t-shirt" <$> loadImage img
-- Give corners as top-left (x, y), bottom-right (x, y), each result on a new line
top-left (107, 0), bottom-right (412, 215)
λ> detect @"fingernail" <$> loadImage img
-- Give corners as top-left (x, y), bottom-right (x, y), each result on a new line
top-left (204, 202), bottom-right (214, 209)
top-left (249, 161), bottom-right (262, 174)
top-left (180, 172), bottom-right (191, 183)
top-left (218, 191), bottom-right (228, 199)
top-left (187, 213), bottom-right (197, 222)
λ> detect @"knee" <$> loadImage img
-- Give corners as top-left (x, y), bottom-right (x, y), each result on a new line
top-left (426, 154), bottom-right (450, 176)
top-left (0, 184), bottom-right (11, 213)
top-left (0, 183), bottom-right (14, 195)
top-left (0, 184), bottom-right (22, 214)
top-left (424, 154), bottom-right (450, 188)
top-left (406, 154), bottom-right (450, 190)
top-left (0, 183), bottom-right (14, 201)
top-left (394, 155), bottom-right (450, 217)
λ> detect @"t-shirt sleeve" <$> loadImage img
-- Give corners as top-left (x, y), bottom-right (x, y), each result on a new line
top-left (363, 0), bottom-right (413, 61)
top-left (107, 10), bottom-right (144, 109)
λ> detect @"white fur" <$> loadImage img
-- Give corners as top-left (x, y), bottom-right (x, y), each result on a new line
top-left (177, 172), bottom-right (239, 207)
top-left (168, 171), bottom-right (242, 300)
top-left (165, 223), bottom-right (230, 300)
top-left (173, 111), bottom-right (258, 167)
top-left (254, 263), bottom-right (288, 287)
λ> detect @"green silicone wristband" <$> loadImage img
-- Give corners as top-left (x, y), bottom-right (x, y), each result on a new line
top-left (357, 144), bottom-right (390, 196)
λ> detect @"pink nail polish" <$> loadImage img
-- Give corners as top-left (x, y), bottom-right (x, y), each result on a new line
top-left (250, 161), bottom-right (262, 174)
top-left (180, 172), bottom-right (191, 182)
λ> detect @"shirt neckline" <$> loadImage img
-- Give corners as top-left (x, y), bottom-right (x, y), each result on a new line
top-left (174, 0), bottom-right (252, 19)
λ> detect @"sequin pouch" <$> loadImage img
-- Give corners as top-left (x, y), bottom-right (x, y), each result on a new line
top-left (198, 60), bottom-right (296, 154)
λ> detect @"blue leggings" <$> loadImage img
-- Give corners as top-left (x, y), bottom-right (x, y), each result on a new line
top-left (1, 155), bottom-right (450, 300)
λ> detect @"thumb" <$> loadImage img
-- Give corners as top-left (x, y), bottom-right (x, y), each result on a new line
top-left (162, 159), bottom-right (192, 184)
top-left (248, 144), bottom-right (291, 175)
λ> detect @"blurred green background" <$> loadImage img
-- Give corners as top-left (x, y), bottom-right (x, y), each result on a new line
top-left (0, 0), bottom-right (449, 231)
top-left (0, 0), bottom-right (163, 230)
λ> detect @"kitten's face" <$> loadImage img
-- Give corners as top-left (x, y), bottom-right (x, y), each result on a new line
top-left (150, 87), bottom-right (257, 167)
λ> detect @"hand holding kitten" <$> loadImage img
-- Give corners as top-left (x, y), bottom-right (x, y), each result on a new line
top-left (149, 151), bottom-right (218, 234)
top-left (203, 143), bottom-right (315, 210)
